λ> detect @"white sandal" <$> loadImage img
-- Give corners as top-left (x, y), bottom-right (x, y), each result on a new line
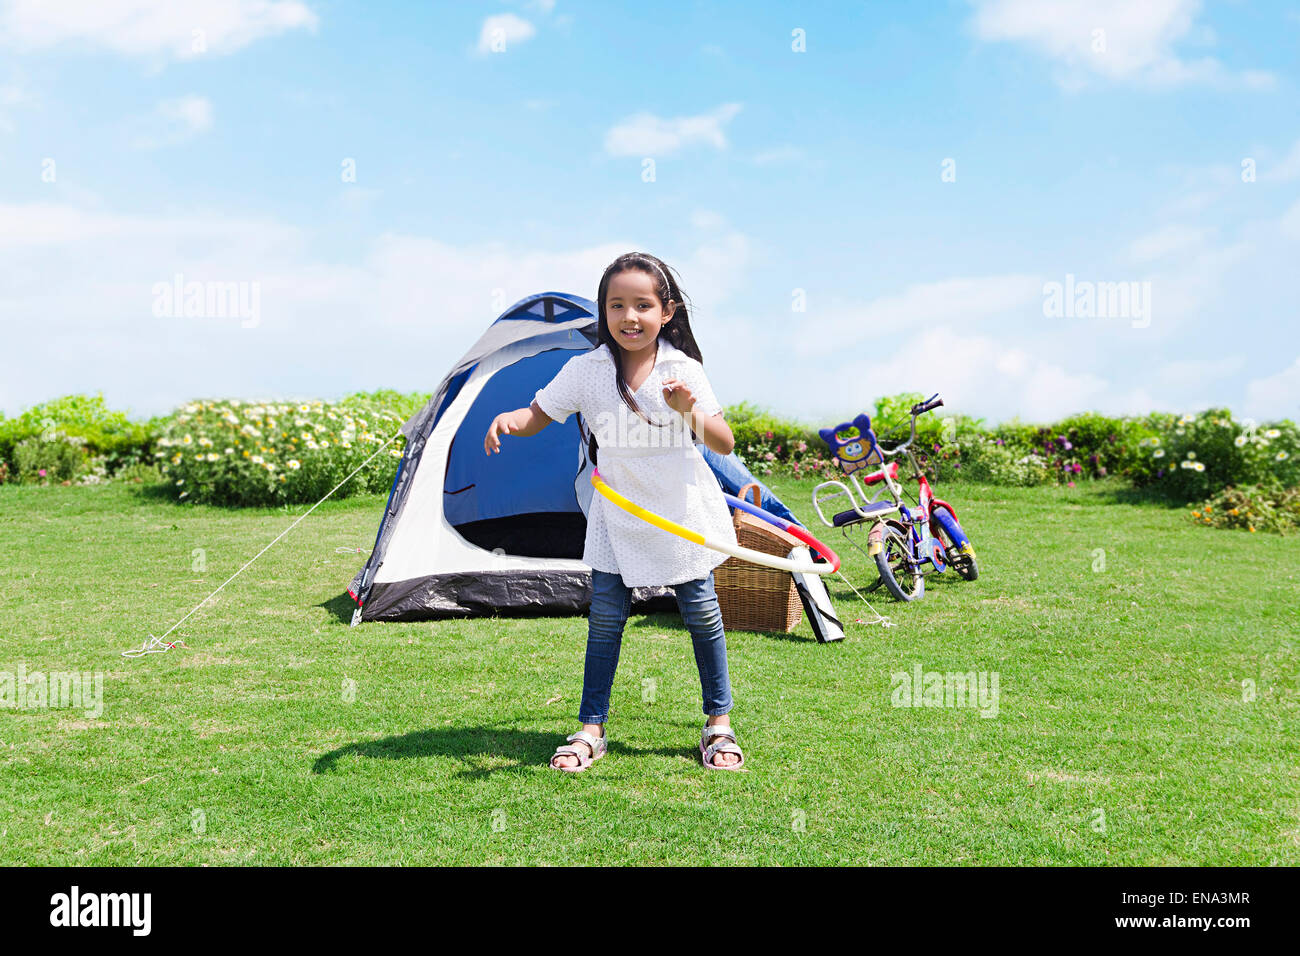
top-left (549, 729), bottom-right (607, 772)
top-left (700, 724), bottom-right (745, 770)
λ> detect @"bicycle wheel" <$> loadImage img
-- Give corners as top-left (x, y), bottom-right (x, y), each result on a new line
top-left (874, 523), bottom-right (924, 601)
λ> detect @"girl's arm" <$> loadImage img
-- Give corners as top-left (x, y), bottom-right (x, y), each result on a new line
top-left (484, 400), bottom-right (552, 455)
top-left (663, 379), bottom-right (735, 456)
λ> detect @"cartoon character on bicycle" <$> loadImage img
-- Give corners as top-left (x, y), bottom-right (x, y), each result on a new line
top-left (812, 394), bottom-right (978, 602)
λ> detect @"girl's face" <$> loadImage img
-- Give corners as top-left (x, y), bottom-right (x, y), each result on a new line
top-left (605, 268), bottom-right (675, 355)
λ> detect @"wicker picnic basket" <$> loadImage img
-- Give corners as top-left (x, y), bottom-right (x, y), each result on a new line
top-left (713, 483), bottom-right (803, 633)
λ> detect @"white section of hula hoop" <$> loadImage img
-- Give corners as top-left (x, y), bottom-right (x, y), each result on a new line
top-left (698, 533), bottom-right (837, 575)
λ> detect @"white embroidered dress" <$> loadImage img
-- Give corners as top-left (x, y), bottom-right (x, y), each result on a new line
top-left (533, 341), bottom-right (737, 588)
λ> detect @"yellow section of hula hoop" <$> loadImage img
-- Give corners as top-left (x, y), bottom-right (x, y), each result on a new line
top-left (589, 468), bottom-right (834, 575)
top-left (590, 470), bottom-right (706, 545)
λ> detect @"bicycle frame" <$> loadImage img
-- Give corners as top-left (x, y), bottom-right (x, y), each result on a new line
top-left (813, 395), bottom-right (978, 601)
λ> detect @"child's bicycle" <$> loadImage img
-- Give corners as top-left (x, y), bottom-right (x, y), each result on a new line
top-left (811, 394), bottom-right (978, 602)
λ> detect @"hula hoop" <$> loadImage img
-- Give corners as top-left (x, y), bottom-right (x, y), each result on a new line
top-left (590, 468), bottom-right (840, 575)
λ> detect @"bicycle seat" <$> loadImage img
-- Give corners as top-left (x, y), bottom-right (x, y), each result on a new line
top-left (832, 500), bottom-right (900, 526)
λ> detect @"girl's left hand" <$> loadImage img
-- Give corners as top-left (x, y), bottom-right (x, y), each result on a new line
top-left (662, 378), bottom-right (696, 415)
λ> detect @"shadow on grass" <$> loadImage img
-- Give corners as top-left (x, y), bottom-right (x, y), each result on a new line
top-left (318, 592), bottom-right (357, 625)
top-left (313, 725), bottom-right (699, 779)
top-left (1088, 484), bottom-right (1189, 509)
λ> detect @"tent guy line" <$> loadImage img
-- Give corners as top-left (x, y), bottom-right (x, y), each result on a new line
top-left (121, 428), bottom-right (405, 660)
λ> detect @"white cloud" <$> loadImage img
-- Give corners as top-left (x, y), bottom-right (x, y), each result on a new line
top-left (604, 103), bottom-right (742, 157)
top-left (1261, 138), bottom-right (1300, 184)
top-left (1128, 224), bottom-right (1209, 262)
top-left (805, 324), bottom-right (1155, 423)
top-left (0, 199), bottom-right (757, 418)
top-left (476, 13), bottom-right (535, 54)
top-left (1281, 199), bottom-right (1300, 240)
top-left (1153, 355), bottom-right (1245, 389)
top-left (0, 69), bottom-right (30, 131)
top-left (970, 0), bottom-right (1275, 90)
top-left (689, 209), bottom-right (726, 230)
top-left (1244, 356), bottom-right (1300, 421)
top-left (0, 0), bottom-right (318, 60)
top-left (132, 95), bottom-right (213, 149)
top-left (794, 274), bottom-right (1042, 354)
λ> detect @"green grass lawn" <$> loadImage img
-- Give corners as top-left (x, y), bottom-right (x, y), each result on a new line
top-left (1, 476), bottom-right (1296, 865)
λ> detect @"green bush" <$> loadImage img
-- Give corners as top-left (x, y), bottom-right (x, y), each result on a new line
top-left (1190, 484), bottom-right (1300, 535)
top-left (0, 393), bottom-right (156, 477)
top-left (1129, 411), bottom-right (1299, 501)
top-left (114, 461), bottom-right (165, 484)
top-left (157, 397), bottom-right (410, 506)
top-left (13, 432), bottom-right (87, 483)
top-left (982, 413), bottom-right (1157, 484)
top-left (726, 402), bottom-right (831, 478)
top-left (956, 437), bottom-right (1053, 486)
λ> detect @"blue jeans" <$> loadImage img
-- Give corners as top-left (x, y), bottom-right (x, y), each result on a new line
top-left (578, 569), bottom-right (733, 724)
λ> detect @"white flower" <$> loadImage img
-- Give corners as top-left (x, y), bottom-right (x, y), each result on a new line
top-left (1278, 451), bottom-right (1290, 461)
top-left (182, 434), bottom-right (193, 445)
top-left (205, 453), bottom-right (218, 462)
top-left (224, 447), bottom-right (234, 455)
top-left (252, 455), bottom-right (264, 464)
top-left (1192, 462), bottom-right (1205, 472)
top-left (1153, 449), bottom-right (1165, 458)
top-left (288, 460), bottom-right (301, 470)
top-left (1186, 451), bottom-right (1196, 460)
top-left (1264, 429), bottom-right (1281, 439)
top-left (1234, 435), bottom-right (1247, 448)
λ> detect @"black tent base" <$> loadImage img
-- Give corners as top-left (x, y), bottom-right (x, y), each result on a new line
top-left (360, 569), bottom-right (678, 622)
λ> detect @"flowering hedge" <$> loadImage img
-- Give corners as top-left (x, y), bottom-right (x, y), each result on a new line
top-left (155, 394), bottom-right (421, 506)
top-left (1189, 485), bottom-right (1300, 535)
top-left (1126, 411), bottom-right (1298, 499)
top-left (6, 392), bottom-right (1298, 531)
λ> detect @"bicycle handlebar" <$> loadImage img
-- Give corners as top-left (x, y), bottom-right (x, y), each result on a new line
top-left (878, 393), bottom-right (943, 457)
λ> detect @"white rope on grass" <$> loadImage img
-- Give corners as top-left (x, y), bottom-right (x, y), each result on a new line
top-left (834, 569), bottom-right (895, 628)
top-left (122, 429), bottom-right (404, 659)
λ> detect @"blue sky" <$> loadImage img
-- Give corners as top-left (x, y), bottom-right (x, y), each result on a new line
top-left (2, 0), bottom-right (1298, 425)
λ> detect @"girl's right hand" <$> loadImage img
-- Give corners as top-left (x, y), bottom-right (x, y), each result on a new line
top-left (484, 412), bottom-right (513, 455)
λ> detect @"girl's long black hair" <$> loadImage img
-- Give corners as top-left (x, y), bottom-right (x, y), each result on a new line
top-left (581, 252), bottom-right (703, 467)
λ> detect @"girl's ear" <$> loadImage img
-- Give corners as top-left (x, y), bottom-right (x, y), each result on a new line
top-left (663, 299), bottom-right (677, 322)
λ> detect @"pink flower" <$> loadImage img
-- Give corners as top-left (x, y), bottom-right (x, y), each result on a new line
top-left (1067, 480), bottom-right (1075, 487)
top-left (38, 468), bottom-right (47, 477)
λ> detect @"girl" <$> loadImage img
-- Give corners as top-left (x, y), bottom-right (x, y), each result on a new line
top-left (483, 252), bottom-right (745, 771)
